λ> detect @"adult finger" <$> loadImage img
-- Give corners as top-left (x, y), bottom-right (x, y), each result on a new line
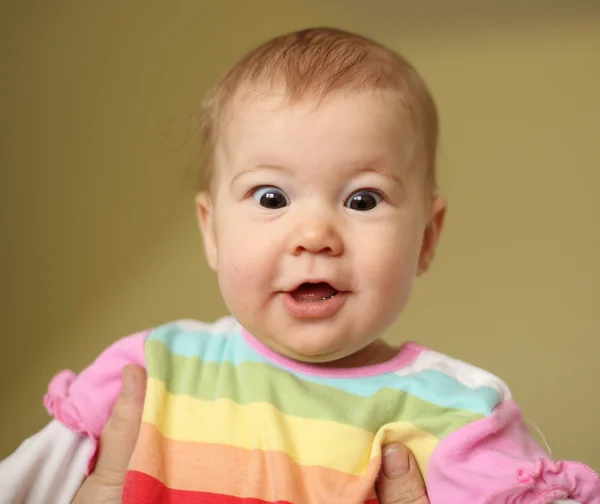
top-left (376, 444), bottom-right (430, 504)
top-left (91, 364), bottom-right (146, 484)
top-left (72, 365), bottom-right (146, 504)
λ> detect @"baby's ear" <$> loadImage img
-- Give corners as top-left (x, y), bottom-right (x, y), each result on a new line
top-left (196, 192), bottom-right (218, 271)
top-left (418, 195), bottom-right (447, 275)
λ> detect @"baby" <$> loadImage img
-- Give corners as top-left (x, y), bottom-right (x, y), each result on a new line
top-left (1, 27), bottom-right (598, 504)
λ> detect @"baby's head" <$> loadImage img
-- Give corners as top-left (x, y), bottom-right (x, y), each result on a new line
top-left (196, 28), bottom-right (446, 367)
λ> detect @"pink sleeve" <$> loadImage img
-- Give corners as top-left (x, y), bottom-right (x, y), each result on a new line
top-left (427, 400), bottom-right (600, 504)
top-left (43, 330), bottom-right (149, 474)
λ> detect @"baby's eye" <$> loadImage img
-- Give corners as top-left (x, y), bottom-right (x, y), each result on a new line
top-left (344, 190), bottom-right (383, 211)
top-left (252, 186), bottom-right (290, 209)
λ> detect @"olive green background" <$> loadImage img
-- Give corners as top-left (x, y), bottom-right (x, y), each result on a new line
top-left (2, 1), bottom-right (599, 468)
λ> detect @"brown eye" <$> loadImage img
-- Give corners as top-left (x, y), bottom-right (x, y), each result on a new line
top-left (345, 191), bottom-right (382, 211)
top-left (252, 187), bottom-right (289, 209)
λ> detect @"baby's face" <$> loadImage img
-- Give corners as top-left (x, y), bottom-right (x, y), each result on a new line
top-left (197, 89), bottom-right (445, 365)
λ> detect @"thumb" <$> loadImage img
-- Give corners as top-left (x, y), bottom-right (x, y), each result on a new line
top-left (92, 364), bottom-right (146, 484)
top-left (376, 444), bottom-right (430, 504)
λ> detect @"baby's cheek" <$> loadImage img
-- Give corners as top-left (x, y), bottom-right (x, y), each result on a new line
top-left (216, 243), bottom-right (248, 294)
top-left (217, 237), bottom-right (271, 295)
top-left (365, 234), bottom-right (419, 280)
top-left (364, 237), bottom-right (420, 308)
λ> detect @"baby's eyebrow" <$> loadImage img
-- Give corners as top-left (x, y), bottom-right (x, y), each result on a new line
top-left (352, 166), bottom-right (404, 187)
top-left (230, 163), bottom-right (404, 189)
top-left (230, 164), bottom-right (290, 187)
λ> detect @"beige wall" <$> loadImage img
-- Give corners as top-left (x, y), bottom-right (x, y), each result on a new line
top-left (2, 1), bottom-right (598, 468)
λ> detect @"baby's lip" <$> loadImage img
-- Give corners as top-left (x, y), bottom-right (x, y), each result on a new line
top-left (286, 279), bottom-right (347, 293)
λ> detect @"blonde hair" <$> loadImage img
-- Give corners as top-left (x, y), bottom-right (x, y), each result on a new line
top-left (198, 27), bottom-right (438, 190)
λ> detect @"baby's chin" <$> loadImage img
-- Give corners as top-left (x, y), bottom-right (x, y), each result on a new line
top-left (237, 315), bottom-right (390, 367)
top-left (267, 336), bottom-right (350, 362)
top-left (283, 347), bottom-right (354, 366)
top-left (261, 334), bottom-right (390, 369)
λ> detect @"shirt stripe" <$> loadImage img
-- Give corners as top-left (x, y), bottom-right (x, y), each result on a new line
top-left (129, 422), bottom-right (380, 502)
top-left (147, 324), bottom-right (501, 415)
top-left (143, 377), bottom-right (438, 476)
top-left (146, 339), bottom-right (482, 437)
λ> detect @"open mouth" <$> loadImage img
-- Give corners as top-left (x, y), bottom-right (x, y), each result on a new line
top-left (290, 282), bottom-right (339, 302)
top-left (283, 282), bottom-right (347, 319)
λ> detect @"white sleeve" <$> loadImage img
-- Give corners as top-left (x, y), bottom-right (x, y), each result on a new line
top-left (0, 420), bottom-right (94, 504)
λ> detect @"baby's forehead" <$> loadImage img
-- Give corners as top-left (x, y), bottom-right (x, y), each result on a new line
top-left (220, 87), bottom-right (412, 142)
top-left (210, 89), bottom-right (422, 184)
top-left (204, 84), bottom-right (433, 192)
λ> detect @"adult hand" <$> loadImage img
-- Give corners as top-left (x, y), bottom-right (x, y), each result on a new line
top-left (72, 365), bottom-right (146, 504)
top-left (72, 365), bottom-right (430, 504)
top-left (376, 444), bottom-right (430, 504)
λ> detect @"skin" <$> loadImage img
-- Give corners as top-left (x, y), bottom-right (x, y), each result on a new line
top-left (197, 89), bottom-right (446, 367)
top-left (73, 365), bottom-right (430, 504)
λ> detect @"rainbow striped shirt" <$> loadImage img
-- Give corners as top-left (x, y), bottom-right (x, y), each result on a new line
top-left (45, 316), bottom-right (600, 503)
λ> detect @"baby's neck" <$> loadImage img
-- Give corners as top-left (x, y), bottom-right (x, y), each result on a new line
top-left (314, 340), bottom-right (400, 369)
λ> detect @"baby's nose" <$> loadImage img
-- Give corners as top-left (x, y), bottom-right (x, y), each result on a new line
top-left (289, 218), bottom-right (344, 257)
